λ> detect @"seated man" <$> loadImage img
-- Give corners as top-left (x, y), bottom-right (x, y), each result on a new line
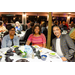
top-left (23, 22), bottom-right (34, 42)
top-left (52, 25), bottom-right (75, 62)
top-left (1, 26), bottom-right (19, 48)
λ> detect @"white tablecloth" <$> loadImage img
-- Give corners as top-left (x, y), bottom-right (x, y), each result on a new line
top-left (0, 46), bottom-right (63, 62)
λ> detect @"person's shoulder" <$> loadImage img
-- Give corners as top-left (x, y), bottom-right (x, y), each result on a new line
top-left (41, 33), bottom-right (45, 36)
top-left (3, 34), bottom-right (9, 39)
top-left (41, 33), bottom-right (45, 37)
top-left (4, 34), bottom-right (9, 37)
top-left (52, 37), bottom-right (56, 42)
top-left (26, 28), bottom-right (31, 32)
top-left (29, 34), bottom-right (33, 37)
top-left (14, 35), bottom-right (19, 39)
top-left (61, 34), bottom-right (69, 38)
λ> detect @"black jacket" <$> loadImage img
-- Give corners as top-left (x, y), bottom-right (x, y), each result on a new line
top-left (24, 28), bottom-right (32, 41)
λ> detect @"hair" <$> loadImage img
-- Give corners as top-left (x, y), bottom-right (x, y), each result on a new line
top-left (53, 25), bottom-right (61, 30)
top-left (33, 25), bottom-right (41, 35)
top-left (30, 22), bottom-right (34, 27)
top-left (0, 21), bottom-right (2, 26)
top-left (74, 24), bottom-right (75, 28)
top-left (15, 21), bottom-right (21, 27)
top-left (42, 23), bottom-right (46, 27)
top-left (8, 26), bottom-right (15, 31)
top-left (71, 23), bottom-right (74, 28)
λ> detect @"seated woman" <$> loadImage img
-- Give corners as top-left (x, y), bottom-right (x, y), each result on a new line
top-left (26, 25), bottom-right (46, 48)
top-left (1, 26), bottom-right (19, 48)
top-left (0, 21), bottom-right (7, 33)
top-left (15, 21), bottom-right (22, 31)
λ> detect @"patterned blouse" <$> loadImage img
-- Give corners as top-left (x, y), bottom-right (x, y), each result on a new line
top-left (27, 33), bottom-right (46, 47)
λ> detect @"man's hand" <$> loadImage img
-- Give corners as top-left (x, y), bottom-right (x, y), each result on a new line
top-left (61, 57), bottom-right (67, 61)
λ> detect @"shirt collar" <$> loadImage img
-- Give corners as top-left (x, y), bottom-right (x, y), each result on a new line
top-left (8, 34), bottom-right (15, 40)
top-left (56, 35), bottom-right (61, 39)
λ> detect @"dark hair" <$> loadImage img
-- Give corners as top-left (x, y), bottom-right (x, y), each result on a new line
top-left (30, 22), bottom-right (34, 27)
top-left (53, 25), bottom-right (61, 30)
top-left (8, 26), bottom-right (15, 31)
top-left (33, 25), bottom-right (41, 35)
top-left (42, 23), bottom-right (46, 27)
top-left (74, 24), bottom-right (75, 28)
top-left (71, 23), bottom-right (74, 28)
top-left (0, 22), bottom-right (2, 26)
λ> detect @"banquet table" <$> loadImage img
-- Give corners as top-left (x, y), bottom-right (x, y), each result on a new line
top-left (0, 46), bottom-right (63, 62)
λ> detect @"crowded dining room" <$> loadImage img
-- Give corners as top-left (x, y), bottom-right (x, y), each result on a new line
top-left (0, 12), bottom-right (75, 62)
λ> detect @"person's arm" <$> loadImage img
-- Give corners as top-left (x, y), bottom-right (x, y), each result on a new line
top-left (52, 39), bottom-right (55, 51)
top-left (65, 34), bottom-right (75, 60)
top-left (43, 43), bottom-right (46, 48)
top-left (26, 34), bottom-right (32, 45)
top-left (26, 40), bottom-right (31, 45)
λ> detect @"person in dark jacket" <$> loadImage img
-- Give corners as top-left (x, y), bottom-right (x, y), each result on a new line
top-left (23, 22), bottom-right (34, 42)
top-left (41, 23), bottom-right (47, 41)
top-left (52, 25), bottom-right (75, 62)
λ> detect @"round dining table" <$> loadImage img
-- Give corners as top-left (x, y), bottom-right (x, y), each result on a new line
top-left (0, 46), bottom-right (63, 62)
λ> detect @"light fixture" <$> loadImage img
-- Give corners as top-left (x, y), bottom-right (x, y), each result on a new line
top-left (37, 16), bottom-right (39, 18)
top-left (67, 14), bottom-right (70, 19)
top-left (47, 14), bottom-right (49, 21)
top-left (23, 12), bottom-right (26, 17)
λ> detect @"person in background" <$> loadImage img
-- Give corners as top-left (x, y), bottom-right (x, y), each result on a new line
top-left (71, 21), bottom-right (74, 25)
top-left (54, 20), bottom-right (59, 26)
top-left (27, 20), bottom-right (31, 29)
top-left (26, 25), bottom-right (46, 48)
top-left (23, 22), bottom-right (34, 42)
top-left (71, 21), bottom-right (74, 28)
top-left (46, 21), bottom-right (48, 29)
top-left (3, 20), bottom-right (8, 27)
top-left (1, 26), bottom-right (19, 48)
top-left (65, 21), bottom-right (69, 30)
top-left (61, 20), bottom-right (67, 32)
top-left (52, 25), bottom-right (75, 62)
top-left (0, 21), bottom-right (7, 32)
top-left (15, 21), bottom-right (22, 31)
top-left (59, 21), bottom-right (62, 27)
top-left (41, 23), bottom-right (47, 41)
top-left (40, 21), bottom-right (45, 28)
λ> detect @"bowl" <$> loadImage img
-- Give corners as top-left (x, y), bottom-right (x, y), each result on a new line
top-left (41, 55), bottom-right (47, 61)
top-left (50, 53), bottom-right (56, 55)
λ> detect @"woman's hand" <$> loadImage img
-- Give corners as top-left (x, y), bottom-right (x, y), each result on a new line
top-left (43, 43), bottom-right (46, 48)
top-left (26, 40), bottom-right (31, 45)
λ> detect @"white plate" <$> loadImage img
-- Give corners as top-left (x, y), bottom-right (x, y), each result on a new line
top-left (33, 45), bottom-right (40, 48)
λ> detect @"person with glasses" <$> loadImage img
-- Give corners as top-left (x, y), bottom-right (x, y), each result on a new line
top-left (1, 26), bottom-right (19, 48)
